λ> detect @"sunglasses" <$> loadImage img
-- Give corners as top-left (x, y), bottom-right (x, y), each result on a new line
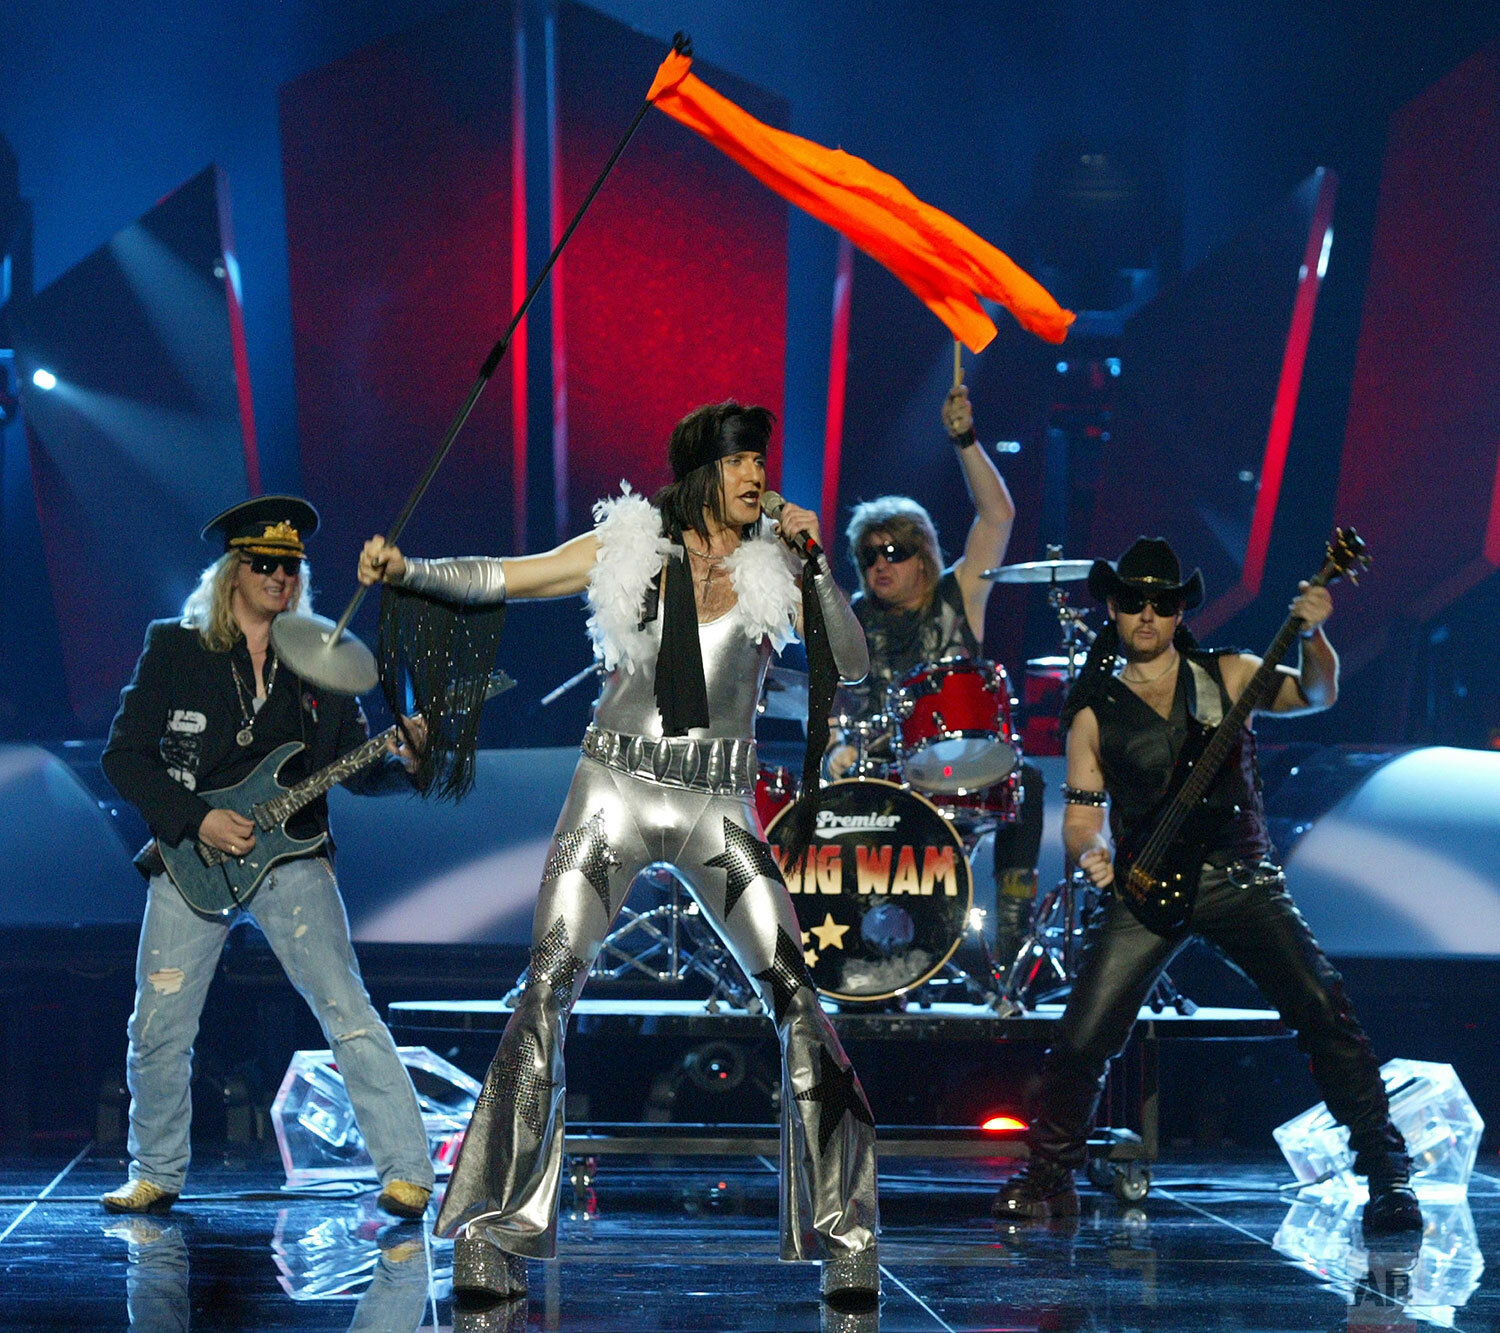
top-left (857, 541), bottom-right (918, 572)
top-left (244, 553), bottom-right (302, 577)
top-left (1113, 588), bottom-right (1184, 617)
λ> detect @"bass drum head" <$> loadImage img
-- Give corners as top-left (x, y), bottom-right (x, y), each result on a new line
top-left (766, 779), bottom-right (972, 1003)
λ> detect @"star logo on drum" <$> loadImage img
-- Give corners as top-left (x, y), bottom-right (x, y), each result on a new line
top-left (810, 913), bottom-right (849, 952)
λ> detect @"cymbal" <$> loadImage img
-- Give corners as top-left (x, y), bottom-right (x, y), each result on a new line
top-left (982, 557), bottom-right (1096, 584)
top-left (758, 666), bottom-right (810, 722)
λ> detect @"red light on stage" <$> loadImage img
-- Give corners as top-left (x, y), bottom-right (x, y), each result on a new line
top-left (981, 1114), bottom-right (1027, 1132)
top-left (943, 765), bottom-right (954, 778)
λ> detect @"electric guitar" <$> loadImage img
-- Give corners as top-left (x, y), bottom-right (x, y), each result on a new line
top-left (158, 671), bottom-right (514, 916)
top-left (1111, 529), bottom-right (1370, 936)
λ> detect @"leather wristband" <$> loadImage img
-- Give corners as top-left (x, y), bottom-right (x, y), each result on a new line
top-left (952, 427), bottom-right (979, 450)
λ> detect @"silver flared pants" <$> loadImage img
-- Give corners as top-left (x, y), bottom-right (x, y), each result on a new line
top-left (435, 754), bottom-right (879, 1261)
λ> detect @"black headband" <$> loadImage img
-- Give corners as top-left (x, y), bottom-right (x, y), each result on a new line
top-left (671, 414), bottom-right (769, 481)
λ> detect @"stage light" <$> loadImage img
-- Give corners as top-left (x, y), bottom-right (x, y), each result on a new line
top-left (1055, 360), bottom-right (1069, 374)
top-left (1317, 226), bottom-right (1333, 279)
top-left (968, 907), bottom-right (986, 932)
top-left (1105, 357), bottom-right (1121, 377)
top-left (981, 1114), bottom-right (1027, 1132)
top-left (31, 367), bottom-right (55, 390)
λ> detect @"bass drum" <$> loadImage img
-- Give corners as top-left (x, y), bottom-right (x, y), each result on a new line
top-left (765, 779), bottom-right (972, 1003)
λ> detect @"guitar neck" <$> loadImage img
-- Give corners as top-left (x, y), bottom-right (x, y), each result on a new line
top-left (1174, 614), bottom-right (1303, 811)
top-left (263, 728), bottom-right (397, 826)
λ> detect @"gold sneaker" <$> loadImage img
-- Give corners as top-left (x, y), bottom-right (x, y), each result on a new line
top-left (101, 1179), bottom-right (178, 1214)
top-left (376, 1179), bottom-right (432, 1220)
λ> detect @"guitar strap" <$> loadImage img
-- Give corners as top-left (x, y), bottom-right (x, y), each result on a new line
top-left (1184, 657), bottom-right (1225, 728)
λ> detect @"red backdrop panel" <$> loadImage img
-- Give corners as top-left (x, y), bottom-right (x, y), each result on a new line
top-left (553, 6), bottom-right (787, 533)
top-left (280, 1), bottom-right (518, 608)
top-left (1334, 41), bottom-right (1500, 667)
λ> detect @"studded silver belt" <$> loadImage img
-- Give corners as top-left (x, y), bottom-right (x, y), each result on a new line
top-left (581, 724), bottom-right (757, 797)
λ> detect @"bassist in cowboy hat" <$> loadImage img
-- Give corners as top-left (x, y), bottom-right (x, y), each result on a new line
top-left (992, 536), bottom-right (1420, 1236)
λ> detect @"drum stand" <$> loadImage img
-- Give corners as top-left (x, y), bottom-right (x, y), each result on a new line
top-left (1001, 870), bottom-right (1090, 1010)
top-left (998, 871), bottom-right (1198, 1015)
top-left (503, 867), bottom-right (761, 1013)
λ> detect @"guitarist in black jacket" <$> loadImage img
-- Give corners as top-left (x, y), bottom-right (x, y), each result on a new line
top-left (993, 537), bottom-right (1421, 1235)
top-left (98, 496), bottom-right (435, 1220)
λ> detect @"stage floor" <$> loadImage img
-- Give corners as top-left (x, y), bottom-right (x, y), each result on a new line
top-left (0, 1149), bottom-right (1492, 1330)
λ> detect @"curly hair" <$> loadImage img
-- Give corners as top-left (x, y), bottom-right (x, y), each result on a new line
top-left (181, 552), bottom-right (312, 651)
top-left (844, 496), bottom-right (942, 598)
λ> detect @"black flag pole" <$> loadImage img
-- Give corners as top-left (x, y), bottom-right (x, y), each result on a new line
top-left (272, 33), bottom-right (692, 695)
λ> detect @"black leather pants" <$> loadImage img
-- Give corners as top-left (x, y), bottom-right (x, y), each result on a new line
top-left (1028, 861), bottom-right (1408, 1177)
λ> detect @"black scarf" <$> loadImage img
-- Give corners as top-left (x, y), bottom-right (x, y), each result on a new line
top-left (653, 544), bottom-right (711, 736)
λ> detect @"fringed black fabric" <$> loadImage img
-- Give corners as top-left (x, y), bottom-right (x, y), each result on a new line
top-left (782, 558), bottom-right (838, 872)
top-left (378, 585), bottom-right (507, 800)
top-left (654, 543), bottom-right (710, 736)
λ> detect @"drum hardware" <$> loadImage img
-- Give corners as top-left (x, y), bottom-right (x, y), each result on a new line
top-left (540, 660), bottom-right (607, 707)
top-left (998, 870), bottom-right (1197, 1014)
top-left (504, 866), bottom-right (761, 1014)
top-left (757, 665), bottom-right (810, 726)
top-left (1002, 870), bottom-right (1091, 1009)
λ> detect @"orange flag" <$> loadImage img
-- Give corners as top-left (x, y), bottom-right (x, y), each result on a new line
top-left (647, 50), bottom-right (1073, 351)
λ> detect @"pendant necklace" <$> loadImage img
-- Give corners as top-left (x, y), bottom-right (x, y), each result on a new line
top-left (230, 651), bottom-right (278, 747)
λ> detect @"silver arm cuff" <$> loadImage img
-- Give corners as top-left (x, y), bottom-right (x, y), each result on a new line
top-left (395, 557), bottom-right (508, 605)
top-left (812, 562), bottom-right (869, 685)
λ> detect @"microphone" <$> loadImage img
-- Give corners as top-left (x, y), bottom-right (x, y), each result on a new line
top-left (761, 491), bottom-right (824, 561)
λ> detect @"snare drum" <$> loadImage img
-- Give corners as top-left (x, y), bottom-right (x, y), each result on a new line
top-left (888, 657), bottom-right (1021, 793)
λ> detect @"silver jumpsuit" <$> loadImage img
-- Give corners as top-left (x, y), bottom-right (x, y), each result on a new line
top-left (399, 546), bottom-right (878, 1269)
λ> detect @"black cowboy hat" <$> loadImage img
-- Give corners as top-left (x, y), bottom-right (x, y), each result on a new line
top-left (1087, 536), bottom-right (1204, 610)
top-left (201, 495), bottom-right (320, 556)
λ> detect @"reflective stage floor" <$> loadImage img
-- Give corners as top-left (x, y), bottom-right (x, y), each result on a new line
top-left (1, 1150), bottom-right (1494, 1331)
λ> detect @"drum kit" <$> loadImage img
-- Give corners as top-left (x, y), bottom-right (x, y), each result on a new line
top-left (539, 551), bottom-right (1124, 1014)
top-left (750, 548), bottom-right (1113, 1011)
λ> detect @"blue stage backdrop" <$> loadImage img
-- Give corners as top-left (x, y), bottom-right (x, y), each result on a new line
top-left (11, 166), bottom-right (257, 733)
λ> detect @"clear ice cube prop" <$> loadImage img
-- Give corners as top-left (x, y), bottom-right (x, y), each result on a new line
top-left (271, 1195), bottom-right (454, 1303)
top-left (1273, 1196), bottom-right (1483, 1327)
top-left (1273, 1059), bottom-right (1482, 1200)
top-left (272, 1046), bottom-right (479, 1187)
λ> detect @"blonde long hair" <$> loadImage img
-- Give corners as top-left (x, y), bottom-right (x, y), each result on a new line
top-left (181, 552), bottom-right (313, 651)
top-left (844, 496), bottom-right (943, 598)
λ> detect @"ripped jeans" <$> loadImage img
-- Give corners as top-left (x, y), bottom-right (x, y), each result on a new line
top-left (125, 858), bottom-right (433, 1194)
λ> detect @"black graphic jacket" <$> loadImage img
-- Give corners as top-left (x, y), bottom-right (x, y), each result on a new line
top-left (102, 619), bottom-right (411, 857)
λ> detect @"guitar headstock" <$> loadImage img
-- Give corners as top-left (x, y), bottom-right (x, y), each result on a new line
top-left (1316, 526), bottom-right (1371, 588)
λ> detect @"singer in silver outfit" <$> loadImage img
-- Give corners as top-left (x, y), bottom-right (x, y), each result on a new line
top-left (358, 402), bottom-right (879, 1306)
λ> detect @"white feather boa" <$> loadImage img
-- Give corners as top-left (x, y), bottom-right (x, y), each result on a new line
top-left (585, 484), bottom-right (800, 671)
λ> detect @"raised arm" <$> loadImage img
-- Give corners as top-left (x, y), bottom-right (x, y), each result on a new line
top-left (944, 385), bottom-right (1016, 636)
top-left (1219, 581), bottom-right (1339, 716)
top-left (358, 532), bottom-right (600, 603)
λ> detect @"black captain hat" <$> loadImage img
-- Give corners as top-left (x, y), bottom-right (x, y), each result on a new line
top-left (202, 495), bottom-right (320, 559)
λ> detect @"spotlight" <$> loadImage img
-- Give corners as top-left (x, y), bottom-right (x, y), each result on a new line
top-left (31, 367), bottom-right (55, 391)
top-left (981, 1114), bottom-right (1027, 1132)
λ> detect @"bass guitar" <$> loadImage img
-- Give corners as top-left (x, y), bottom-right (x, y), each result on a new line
top-left (1112, 529), bottom-right (1369, 936)
top-left (159, 671), bottom-right (513, 916)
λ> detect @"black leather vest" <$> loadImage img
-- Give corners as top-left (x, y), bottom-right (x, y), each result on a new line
top-left (1095, 651), bottom-right (1271, 865)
